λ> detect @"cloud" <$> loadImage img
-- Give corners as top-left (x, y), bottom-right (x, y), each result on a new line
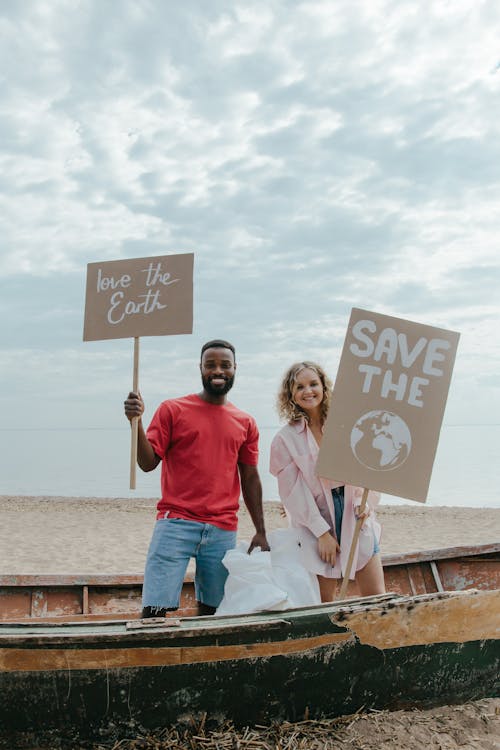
top-left (0, 0), bottom-right (498, 442)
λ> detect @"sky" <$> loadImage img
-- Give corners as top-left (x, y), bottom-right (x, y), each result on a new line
top-left (1, 0), bottom-right (499, 449)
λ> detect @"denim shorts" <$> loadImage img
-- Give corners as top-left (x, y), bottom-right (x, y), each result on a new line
top-left (142, 517), bottom-right (237, 610)
top-left (332, 487), bottom-right (380, 556)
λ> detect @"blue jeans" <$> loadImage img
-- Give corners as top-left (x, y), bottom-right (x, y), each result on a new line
top-left (142, 517), bottom-right (237, 610)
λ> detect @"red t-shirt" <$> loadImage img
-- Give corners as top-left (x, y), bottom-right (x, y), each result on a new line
top-left (146, 394), bottom-right (259, 531)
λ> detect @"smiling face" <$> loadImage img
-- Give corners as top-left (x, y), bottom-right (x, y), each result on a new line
top-left (200, 347), bottom-right (236, 399)
top-left (291, 367), bottom-right (324, 417)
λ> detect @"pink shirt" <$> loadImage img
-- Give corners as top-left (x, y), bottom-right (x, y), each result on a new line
top-left (269, 419), bottom-right (381, 579)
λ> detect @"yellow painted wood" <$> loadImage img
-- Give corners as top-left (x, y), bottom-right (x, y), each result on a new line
top-left (0, 631), bottom-right (353, 673)
top-left (330, 589), bottom-right (500, 649)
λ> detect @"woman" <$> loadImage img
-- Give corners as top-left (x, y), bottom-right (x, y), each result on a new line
top-left (269, 361), bottom-right (385, 601)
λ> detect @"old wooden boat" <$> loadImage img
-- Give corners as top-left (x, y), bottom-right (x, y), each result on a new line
top-left (0, 542), bottom-right (498, 737)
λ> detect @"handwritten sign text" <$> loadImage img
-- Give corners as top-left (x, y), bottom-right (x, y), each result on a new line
top-left (316, 308), bottom-right (460, 503)
top-left (83, 253), bottom-right (193, 341)
top-left (350, 320), bottom-right (452, 407)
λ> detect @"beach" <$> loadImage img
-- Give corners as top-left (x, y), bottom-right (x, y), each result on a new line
top-left (0, 496), bottom-right (499, 749)
top-left (0, 495), bottom-right (499, 574)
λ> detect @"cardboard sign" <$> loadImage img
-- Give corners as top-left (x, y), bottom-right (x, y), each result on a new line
top-left (316, 308), bottom-right (460, 502)
top-left (83, 253), bottom-right (194, 341)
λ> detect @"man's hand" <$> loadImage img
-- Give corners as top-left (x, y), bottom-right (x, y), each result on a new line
top-left (124, 391), bottom-right (144, 422)
top-left (318, 531), bottom-right (340, 565)
top-left (247, 532), bottom-right (270, 554)
top-left (123, 392), bottom-right (160, 472)
top-left (239, 464), bottom-right (269, 555)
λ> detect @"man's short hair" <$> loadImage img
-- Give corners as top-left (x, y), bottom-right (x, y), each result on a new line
top-left (200, 339), bottom-right (236, 360)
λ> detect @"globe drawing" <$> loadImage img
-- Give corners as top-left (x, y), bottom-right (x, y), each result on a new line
top-left (350, 410), bottom-right (412, 471)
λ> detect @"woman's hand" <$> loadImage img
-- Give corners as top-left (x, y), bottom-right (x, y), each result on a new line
top-left (318, 531), bottom-right (340, 566)
top-left (354, 504), bottom-right (371, 527)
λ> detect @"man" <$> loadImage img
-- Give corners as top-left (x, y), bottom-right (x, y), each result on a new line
top-left (124, 339), bottom-right (269, 617)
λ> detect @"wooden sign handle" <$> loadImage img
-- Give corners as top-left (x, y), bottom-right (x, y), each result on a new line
top-left (338, 487), bottom-right (369, 599)
top-left (129, 337), bottom-right (140, 490)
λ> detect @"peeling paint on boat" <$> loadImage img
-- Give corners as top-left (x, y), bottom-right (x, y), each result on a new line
top-left (330, 589), bottom-right (500, 649)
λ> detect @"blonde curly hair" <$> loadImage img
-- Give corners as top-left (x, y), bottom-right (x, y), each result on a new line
top-left (277, 361), bottom-right (333, 424)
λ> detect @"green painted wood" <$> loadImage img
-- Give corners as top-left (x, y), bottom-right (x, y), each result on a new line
top-left (0, 591), bottom-right (498, 736)
top-left (1, 637), bottom-right (498, 734)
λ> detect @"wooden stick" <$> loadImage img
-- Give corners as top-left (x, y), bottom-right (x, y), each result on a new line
top-left (129, 336), bottom-right (140, 490)
top-left (338, 487), bottom-right (369, 599)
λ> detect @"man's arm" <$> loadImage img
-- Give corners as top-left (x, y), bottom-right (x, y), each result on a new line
top-left (124, 391), bottom-right (161, 472)
top-left (238, 463), bottom-right (270, 553)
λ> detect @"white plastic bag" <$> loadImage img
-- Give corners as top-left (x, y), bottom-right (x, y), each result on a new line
top-left (216, 528), bottom-right (320, 616)
top-left (268, 528), bottom-right (321, 609)
top-left (215, 542), bottom-right (288, 615)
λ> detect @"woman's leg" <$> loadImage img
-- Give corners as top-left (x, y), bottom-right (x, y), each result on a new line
top-left (317, 575), bottom-right (337, 602)
top-left (355, 552), bottom-right (386, 596)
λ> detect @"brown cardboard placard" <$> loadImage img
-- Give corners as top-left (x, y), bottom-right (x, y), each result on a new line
top-left (83, 252), bottom-right (194, 489)
top-left (316, 308), bottom-right (460, 502)
top-left (83, 253), bottom-right (194, 341)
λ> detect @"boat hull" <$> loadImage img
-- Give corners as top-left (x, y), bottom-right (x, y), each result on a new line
top-left (1, 542), bottom-right (499, 623)
top-left (0, 589), bottom-right (499, 735)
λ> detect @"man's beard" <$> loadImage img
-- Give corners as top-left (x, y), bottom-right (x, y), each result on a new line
top-left (202, 374), bottom-right (235, 397)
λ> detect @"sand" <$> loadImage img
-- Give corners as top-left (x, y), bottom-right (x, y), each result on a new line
top-left (0, 495), bottom-right (498, 574)
top-left (0, 700), bottom-right (499, 750)
top-left (0, 496), bottom-right (499, 750)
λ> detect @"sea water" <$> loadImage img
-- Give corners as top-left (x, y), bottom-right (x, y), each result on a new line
top-left (1, 424), bottom-right (498, 508)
